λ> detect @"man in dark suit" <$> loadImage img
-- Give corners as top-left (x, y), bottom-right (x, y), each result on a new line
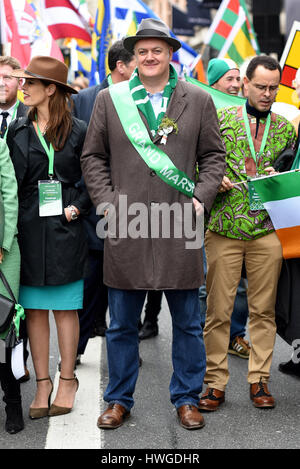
top-left (0, 55), bottom-right (28, 383)
top-left (72, 41), bottom-right (136, 360)
top-left (0, 56), bottom-right (27, 139)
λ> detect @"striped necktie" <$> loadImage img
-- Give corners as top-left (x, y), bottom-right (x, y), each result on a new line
top-left (0, 112), bottom-right (9, 138)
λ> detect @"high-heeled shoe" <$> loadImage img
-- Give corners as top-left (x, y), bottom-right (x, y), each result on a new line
top-left (48, 374), bottom-right (79, 417)
top-left (29, 377), bottom-right (53, 420)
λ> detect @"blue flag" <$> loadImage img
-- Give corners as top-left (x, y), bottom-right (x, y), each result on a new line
top-left (90, 0), bottom-right (112, 85)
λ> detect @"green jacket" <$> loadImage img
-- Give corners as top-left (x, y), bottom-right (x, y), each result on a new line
top-left (0, 138), bottom-right (20, 300)
top-left (208, 106), bottom-right (297, 240)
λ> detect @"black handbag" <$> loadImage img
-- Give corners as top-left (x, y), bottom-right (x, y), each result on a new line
top-left (0, 270), bottom-right (16, 334)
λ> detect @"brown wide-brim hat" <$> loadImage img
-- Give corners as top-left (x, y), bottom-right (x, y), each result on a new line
top-left (11, 55), bottom-right (78, 94)
top-left (123, 18), bottom-right (181, 53)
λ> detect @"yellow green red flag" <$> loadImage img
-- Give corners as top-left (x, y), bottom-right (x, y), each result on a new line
top-left (204, 0), bottom-right (260, 66)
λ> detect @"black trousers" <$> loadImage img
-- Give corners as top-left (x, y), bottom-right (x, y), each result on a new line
top-left (77, 250), bottom-right (108, 355)
top-left (0, 348), bottom-right (21, 405)
top-left (143, 290), bottom-right (163, 323)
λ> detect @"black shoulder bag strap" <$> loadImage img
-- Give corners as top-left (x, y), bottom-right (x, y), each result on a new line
top-left (0, 270), bottom-right (17, 303)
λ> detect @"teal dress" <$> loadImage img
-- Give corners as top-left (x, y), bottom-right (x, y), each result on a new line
top-left (19, 280), bottom-right (83, 310)
top-left (7, 119), bottom-right (87, 311)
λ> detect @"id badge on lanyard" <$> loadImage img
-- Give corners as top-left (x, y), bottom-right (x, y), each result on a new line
top-left (36, 118), bottom-right (63, 217)
top-left (38, 180), bottom-right (62, 216)
top-left (242, 106), bottom-right (271, 211)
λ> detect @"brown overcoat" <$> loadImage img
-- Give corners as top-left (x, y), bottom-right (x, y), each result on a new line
top-left (81, 79), bottom-right (226, 290)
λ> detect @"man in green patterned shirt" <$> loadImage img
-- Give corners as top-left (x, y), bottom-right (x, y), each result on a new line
top-left (199, 55), bottom-right (296, 411)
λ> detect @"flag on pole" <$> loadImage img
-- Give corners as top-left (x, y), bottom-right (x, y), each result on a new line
top-left (12, 0), bottom-right (64, 62)
top-left (68, 0), bottom-right (93, 29)
top-left (89, 0), bottom-right (199, 85)
top-left (185, 75), bottom-right (246, 109)
top-left (204, 0), bottom-right (260, 66)
top-left (3, 0), bottom-right (30, 67)
top-left (90, 0), bottom-right (112, 85)
top-left (251, 171), bottom-right (300, 259)
top-left (41, 0), bottom-right (92, 43)
top-left (1, 0), bottom-right (10, 46)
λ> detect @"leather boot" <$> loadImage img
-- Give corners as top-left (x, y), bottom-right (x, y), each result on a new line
top-left (4, 399), bottom-right (24, 434)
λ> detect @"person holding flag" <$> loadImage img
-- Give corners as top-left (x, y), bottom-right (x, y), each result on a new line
top-left (81, 18), bottom-right (226, 430)
top-left (199, 55), bottom-right (296, 412)
top-left (200, 57), bottom-right (251, 362)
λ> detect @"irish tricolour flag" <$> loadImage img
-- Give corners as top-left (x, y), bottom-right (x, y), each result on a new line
top-left (252, 171), bottom-right (300, 259)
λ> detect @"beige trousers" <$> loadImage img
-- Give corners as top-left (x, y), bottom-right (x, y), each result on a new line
top-left (204, 230), bottom-right (282, 391)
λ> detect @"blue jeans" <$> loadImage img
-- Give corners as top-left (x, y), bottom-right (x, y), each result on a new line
top-left (105, 288), bottom-right (206, 411)
top-left (199, 249), bottom-right (248, 340)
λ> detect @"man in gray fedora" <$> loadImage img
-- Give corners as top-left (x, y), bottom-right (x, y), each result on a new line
top-left (81, 18), bottom-right (225, 430)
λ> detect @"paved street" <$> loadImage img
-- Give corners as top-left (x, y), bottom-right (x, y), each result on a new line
top-left (0, 296), bottom-right (300, 450)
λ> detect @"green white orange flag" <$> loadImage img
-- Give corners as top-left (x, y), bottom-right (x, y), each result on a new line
top-left (251, 171), bottom-right (300, 259)
top-left (204, 0), bottom-right (260, 66)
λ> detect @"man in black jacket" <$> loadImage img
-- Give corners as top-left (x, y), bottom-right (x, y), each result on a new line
top-left (0, 56), bottom-right (27, 138)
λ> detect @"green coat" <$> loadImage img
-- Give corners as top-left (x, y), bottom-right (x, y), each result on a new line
top-left (0, 139), bottom-right (20, 300)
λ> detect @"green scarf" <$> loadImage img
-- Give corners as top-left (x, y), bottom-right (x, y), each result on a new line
top-left (129, 65), bottom-right (178, 136)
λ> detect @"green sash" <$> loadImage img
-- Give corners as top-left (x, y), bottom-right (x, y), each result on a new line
top-left (109, 81), bottom-right (195, 198)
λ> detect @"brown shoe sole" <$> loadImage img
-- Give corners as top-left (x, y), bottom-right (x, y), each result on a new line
top-left (97, 412), bottom-right (130, 429)
top-left (198, 402), bottom-right (224, 412)
top-left (178, 417), bottom-right (205, 430)
top-left (228, 349), bottom-right (249, 359)
top-left (198, 395), bottom-right (225, 412)
top-left (251, 400), bottom-right (275, 409)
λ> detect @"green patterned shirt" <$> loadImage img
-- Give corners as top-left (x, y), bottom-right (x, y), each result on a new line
top-left (208, 106), bottom-right (297, 240)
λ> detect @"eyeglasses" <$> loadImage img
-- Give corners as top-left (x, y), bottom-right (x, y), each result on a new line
top-left (252, 83), bottom-right (279, 93)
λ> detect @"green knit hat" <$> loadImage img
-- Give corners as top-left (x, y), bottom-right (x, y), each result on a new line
top-left (207, 58), bottom-right (239, 86)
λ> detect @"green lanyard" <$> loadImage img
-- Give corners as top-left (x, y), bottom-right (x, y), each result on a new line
top-left (2, 100), bottom-right (19, 141)
top-left (242, 104), bottom-right (271, 168)
top-left (35, 115), bottom-right (55, 178)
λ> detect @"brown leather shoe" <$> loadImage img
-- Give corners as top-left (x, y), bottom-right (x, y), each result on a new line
top-left (177, 404), bottom-right (205, 430)
top-left (198, 387), bottom-right (225, 411)
top-left (250, 380), bottom-right (275, 408)
top-left (97, 403), bottom-right (130, 429)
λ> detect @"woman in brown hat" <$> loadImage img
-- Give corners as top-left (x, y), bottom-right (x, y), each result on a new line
top-left (6, 56), bottom-right (90, 419)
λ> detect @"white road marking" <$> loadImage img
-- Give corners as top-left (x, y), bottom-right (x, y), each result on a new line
top-left (45, 337), bottom-right (104, 449)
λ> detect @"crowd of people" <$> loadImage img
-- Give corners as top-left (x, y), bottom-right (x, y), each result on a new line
top-left (0, 17), bottom-right (299, 436)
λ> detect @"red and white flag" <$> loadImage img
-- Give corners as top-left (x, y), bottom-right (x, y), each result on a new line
top-left (3, 0), bottom-right (31, 67)
top-left (23, 0), bottom-right (64, 61)
top-left (41, 0), bottom-right (92, 43)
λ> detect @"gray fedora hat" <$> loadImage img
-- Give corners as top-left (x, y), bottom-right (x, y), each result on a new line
top-left (123, 18), bottom-right (181, 53)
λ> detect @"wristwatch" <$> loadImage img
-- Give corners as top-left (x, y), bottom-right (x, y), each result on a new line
top-left (67, 205), bottom-right (78, 221)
